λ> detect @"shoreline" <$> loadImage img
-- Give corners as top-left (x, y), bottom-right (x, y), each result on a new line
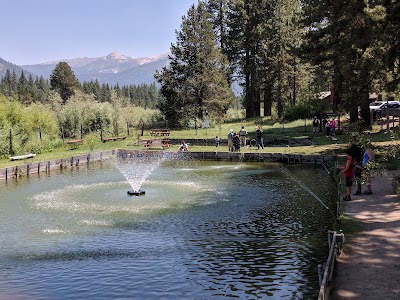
top-left (0, 150), bottom-right (336, 180)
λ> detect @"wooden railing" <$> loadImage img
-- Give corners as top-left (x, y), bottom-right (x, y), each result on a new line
top-left (318, 230), bottom-right (345, 300)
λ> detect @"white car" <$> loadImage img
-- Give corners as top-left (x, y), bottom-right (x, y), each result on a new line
top-left (370, 100), bottom-right (400, 112)
top-left (369, 101), bottom-right (384, 111)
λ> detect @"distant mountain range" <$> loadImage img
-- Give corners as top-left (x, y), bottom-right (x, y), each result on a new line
top-left (0, 57), bottom-right (33, 78)
top-left (0, 52), bottom-right (170, 86)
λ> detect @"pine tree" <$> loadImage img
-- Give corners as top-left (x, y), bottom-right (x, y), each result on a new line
top-left (1, 69), bottom-right (13, 96)
top-left (36, 76), bottom-right (50, 103)
top-left (156, 1), bottom-right (234, 127)
top-left (18, 71), bottom-right (32, 104)
top-left (50, 62), bottom-right (79, 104)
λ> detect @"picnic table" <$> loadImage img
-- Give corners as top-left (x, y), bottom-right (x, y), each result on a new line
top-left (102, 136), bottom-right (127, 142)
top-left (141, 139), bottom-right (171, 149)
top-left (66, 139), bottom-right (83, 149)
top-left (150, 129), bottom-right (171, 136)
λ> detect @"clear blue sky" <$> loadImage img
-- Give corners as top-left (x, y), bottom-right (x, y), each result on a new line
top-left (1, 0), bottom-right (196, 65)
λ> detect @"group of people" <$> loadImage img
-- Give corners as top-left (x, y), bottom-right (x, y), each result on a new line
top-left (224, 125), bottom-right (264, 152)
top-left (338, 137), bottom-right (375, 201)
top-left (226, 128), bottom-right (244, 152)
top-left (179, 124), bottom-right (263, 152)
top-left (312, 117), bottom-right (337, 136)
top-left (312, 116), bottom-right (337, 136)
top-left (225, 126), bottom-right (248, 152)
top-left (323, 117), bottom-right (337, 136)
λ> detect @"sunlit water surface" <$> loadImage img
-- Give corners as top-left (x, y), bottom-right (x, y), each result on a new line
top-left (0, 159), bottom-right (336, 299)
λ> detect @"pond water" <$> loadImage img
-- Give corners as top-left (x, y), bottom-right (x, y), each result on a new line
top-left (0, 159), bottom-right (336, 299)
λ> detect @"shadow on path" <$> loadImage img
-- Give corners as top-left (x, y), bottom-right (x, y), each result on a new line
top-left (334, 171), bottom-right (400, 299)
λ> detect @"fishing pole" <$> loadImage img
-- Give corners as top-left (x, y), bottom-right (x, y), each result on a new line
top-left (276, 165), bottom-right (339, 221)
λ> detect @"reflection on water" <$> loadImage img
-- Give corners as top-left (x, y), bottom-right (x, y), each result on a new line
top-left (0, 160), bottom-right (336, 299)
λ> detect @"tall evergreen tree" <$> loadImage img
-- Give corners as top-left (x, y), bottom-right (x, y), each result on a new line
top-left (156, 1), bottom-right (234, 127)
top-left (50, 62), bottom-right (79, 104)
top-left (18, 71), bottom-right (32, 104)
top-left (0, 69), bottom-right (14, 96)
top-left (36, 75), bottom-right (50, 103)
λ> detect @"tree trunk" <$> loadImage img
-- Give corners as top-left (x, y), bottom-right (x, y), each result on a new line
top-left (332, 65), bottom-right (343, 112)
top-left (292, 61), bottom-right (297, 106)
top-left (359, 90), bottom-right (371, 128)
top-left (254, 87), bottom-right (261, 116)
top-left (245, 79), bottom-right (253, 118)
top-left (263, 85), bottom-right (272, 116)
top-left (277, 69), bottom-right (283, 119)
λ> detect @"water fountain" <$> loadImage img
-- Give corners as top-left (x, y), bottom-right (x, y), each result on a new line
top-left (113, 150), bottom-right (167, 196)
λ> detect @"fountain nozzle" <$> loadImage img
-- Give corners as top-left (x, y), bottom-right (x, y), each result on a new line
top-left (127, 189), bottom-right (146, 196)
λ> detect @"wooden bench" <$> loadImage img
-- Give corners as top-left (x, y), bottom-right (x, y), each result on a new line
top-left (66, 139), bottom-right (83, 149)
top-left (9, 153), bottom-right (36, 161)
top-left (150, 129), bottom-right (171, 136)
top-left (102, 136), bottom-right (127, 143)
top-left (142, 139), bottom-right (171, 149)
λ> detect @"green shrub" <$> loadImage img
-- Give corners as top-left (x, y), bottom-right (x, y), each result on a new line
top-left (84, 132), bottom-right (99, 151)
top-left (284, 100), bottom-right (329, 121)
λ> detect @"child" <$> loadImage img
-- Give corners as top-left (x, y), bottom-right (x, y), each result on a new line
top-left (178, 140), bottom-right (189, 152)
top-left (215, 136), bottom-right (220, 147)
top-left (338, 150), bottom-right (354, 201)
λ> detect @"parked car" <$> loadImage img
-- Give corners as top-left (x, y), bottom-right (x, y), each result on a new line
top-left (369, 101), bottom-right (385, 111)
top-left (375, 102), bottom-right (400, 119)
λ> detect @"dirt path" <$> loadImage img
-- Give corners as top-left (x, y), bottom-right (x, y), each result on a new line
top-left (334, 171), bottom-right (400, 299)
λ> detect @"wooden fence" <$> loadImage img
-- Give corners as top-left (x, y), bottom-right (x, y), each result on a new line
top-left (318, 230), bottom-right (345, 300)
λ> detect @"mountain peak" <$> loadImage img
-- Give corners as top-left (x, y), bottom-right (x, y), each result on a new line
top-left (9, 52), bottom-right (170, 86)
top-left (106, 52), bottom-right (130, 60)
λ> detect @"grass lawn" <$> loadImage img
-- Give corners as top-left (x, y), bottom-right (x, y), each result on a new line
top-left (1, 118), bottom-right (398, 169)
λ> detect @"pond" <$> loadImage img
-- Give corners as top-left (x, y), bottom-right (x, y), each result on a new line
top-left (0, 157), bottom-right (336, 299)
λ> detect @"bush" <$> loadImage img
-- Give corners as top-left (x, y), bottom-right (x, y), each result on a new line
top-left (284, 100), bottom-right (329, 122)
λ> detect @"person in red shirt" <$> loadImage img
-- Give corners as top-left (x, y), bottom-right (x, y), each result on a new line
top-left (338, 150), bottom-right (354, 201)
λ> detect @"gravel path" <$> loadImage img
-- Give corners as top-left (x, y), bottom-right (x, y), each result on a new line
top-left (334, 171), bottom-right (400, 299)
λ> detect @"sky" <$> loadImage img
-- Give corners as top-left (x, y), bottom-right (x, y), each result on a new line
top-left (0, 0), bottom-right (196, 65)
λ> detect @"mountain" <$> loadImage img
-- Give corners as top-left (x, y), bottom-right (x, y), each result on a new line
top-left (0, 57), bottom-right (33, 78)
top-left (20, 52), bottom-right (170, 86)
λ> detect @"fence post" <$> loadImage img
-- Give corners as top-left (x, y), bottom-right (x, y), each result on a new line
top-left (127, 122), bottom-right (129, 136)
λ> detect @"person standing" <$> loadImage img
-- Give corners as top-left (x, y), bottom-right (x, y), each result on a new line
top-left (312, 117), bottom-right (320, 136)
top-left (362, 144), bottom-right (375, 194)
top-left (215, 136), bottom-right (220, 147)
top-left (338, 149), bottom-right (354, 201)
top-left (353, 155), bottom-right (364, 195)
top-left (347, 135), bottom-right (364, 195)
top-left (233, 133), bottom-right (241, 151)
top-left (255, 125), bottom-right (264, 150)
top-left (239, 126), bottom-right (247, 146)
top-left (227, 129), bottom-right (234, 152)
top-left (325, 120), bottom-right (331, 136)
top-left (331, 117), bottom-right (337, 136)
